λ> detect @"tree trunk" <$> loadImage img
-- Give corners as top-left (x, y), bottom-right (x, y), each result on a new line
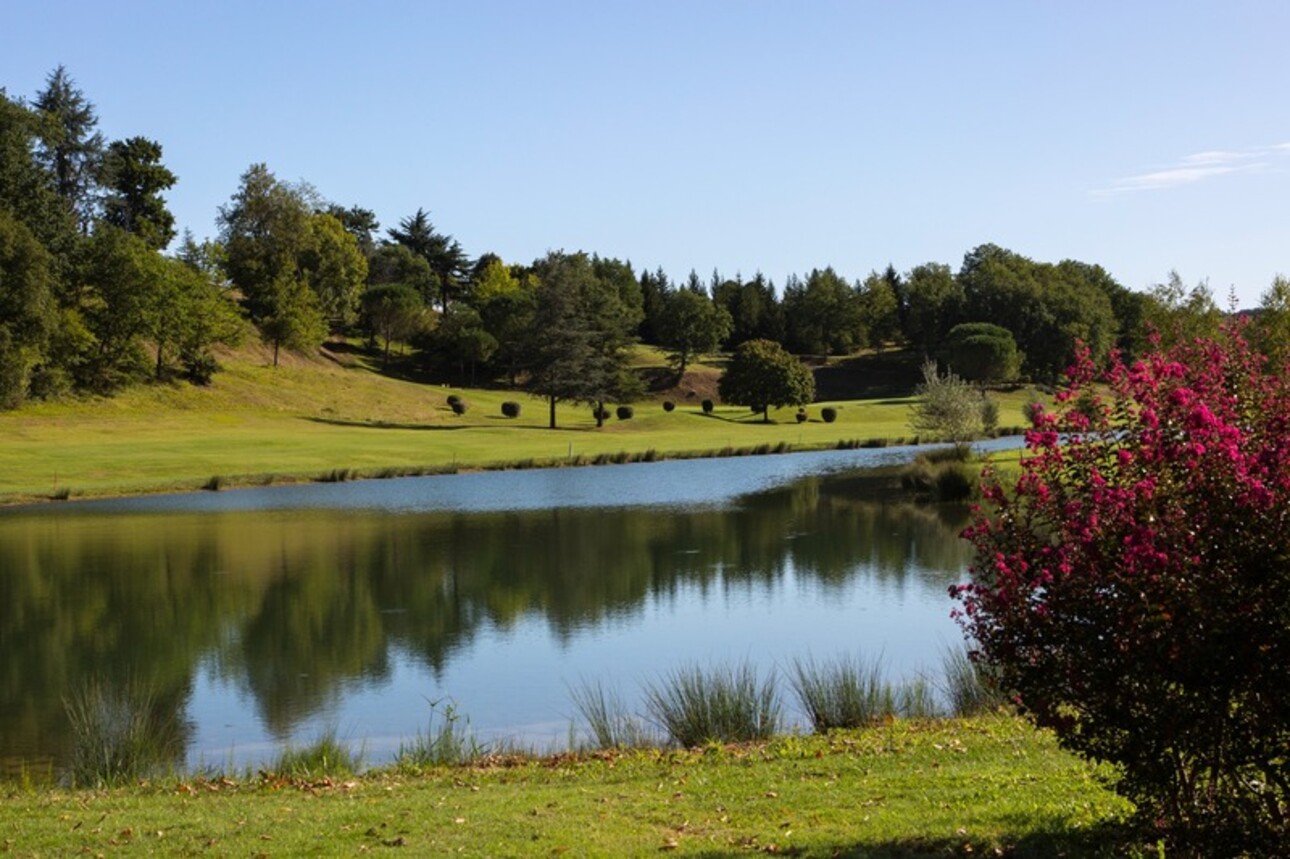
top-left (549, 395), bottom-right (557, 429)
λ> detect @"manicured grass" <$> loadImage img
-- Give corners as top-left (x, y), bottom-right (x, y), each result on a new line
top-left (0, 346), bottom-right (1036, 503)
top-left (0, 717), bottom-right (1135, 857)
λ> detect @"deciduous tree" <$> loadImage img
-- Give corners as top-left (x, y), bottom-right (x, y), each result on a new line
top-left (658, 287), bottom-right (731, 375)
top-left (717, 338), bottom-right (815, 422)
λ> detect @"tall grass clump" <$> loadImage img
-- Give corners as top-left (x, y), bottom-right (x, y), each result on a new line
top-left (269, 728), bottom-right (360, 778)
top-left (63, 676), bottom-right (187, 787)
top-left (396, 699), bottom-right (485, 769)
top-left (897, 674), bottom-right (940, 718)
top-left (787, 654), bottom-right (892, 731)
top-left (644, 661), bottom-right (780, 747)
top-left (940, 647), bottom-right (1007, 716)
top-left (900, 449), bottom-right (976, 501)
top-left (570, 680), bottom-right (651, 750)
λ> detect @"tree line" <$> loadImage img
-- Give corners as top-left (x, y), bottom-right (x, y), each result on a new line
top-left (5, 67), bottom-right (1290, 417)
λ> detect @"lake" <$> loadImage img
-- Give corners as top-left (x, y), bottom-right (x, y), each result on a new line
top-left (0, 441), bottom-right (1014, 776)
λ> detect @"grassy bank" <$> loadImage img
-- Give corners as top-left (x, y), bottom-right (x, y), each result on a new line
top-left (1, 716), bottom-right (1134, 857)
top-left (0, 344), bottom-right (1033, 504)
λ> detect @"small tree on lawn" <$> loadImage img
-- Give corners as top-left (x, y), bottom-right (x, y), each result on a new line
top-left (909, 359), bottom-right (986, 450)
top-left (956, 328), bottom-right (1290, 854)
top-left (717, 339), bottom-right (814, 423)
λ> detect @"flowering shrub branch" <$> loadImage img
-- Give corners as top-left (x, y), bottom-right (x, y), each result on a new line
top-left (955, 325), bottom-right (1290, 853)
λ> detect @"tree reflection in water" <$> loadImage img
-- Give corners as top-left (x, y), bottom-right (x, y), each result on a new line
top-left (0, 467), bottom-right (972, 772)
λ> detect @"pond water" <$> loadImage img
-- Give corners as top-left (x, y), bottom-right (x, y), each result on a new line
top-left (0, 441), bottom-right (1016, 775)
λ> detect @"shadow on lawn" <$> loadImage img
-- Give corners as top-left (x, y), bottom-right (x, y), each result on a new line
top-left (688, 818), bottom-right (1138, 858)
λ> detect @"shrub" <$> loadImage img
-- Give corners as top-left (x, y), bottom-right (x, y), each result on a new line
top-left (662, 400), bottom-right (675, 412)
top-left (450, 399), bottom-right (468, 415)
top-left (795, 409), bottom-right (808, 423)
top-left (616, 405), bottom-right (634, 420)
top-left (592, 406), bottom-right (610, 421)
top-left (957, 330), bottom-right (1290, 853)
top-left (501, 401), bottom-right (521, 418)
top-left (446, 393), bottom-right (461, 407)
top-left (821, 406), bottom-right (838, 423)
top-left (182, 351), bottom-right (219, 386)
top-left (980, 396), bottom-right (999, 433)
top-left (701, 399), bottom-right (714, 414)
top-left (644, 661), bottom-right (780, 747)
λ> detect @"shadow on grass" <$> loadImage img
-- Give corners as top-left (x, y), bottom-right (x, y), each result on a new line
top-left (689, 818), bottom-right (1137, 858)
top-left (301, 416), bottom-right (619, 433)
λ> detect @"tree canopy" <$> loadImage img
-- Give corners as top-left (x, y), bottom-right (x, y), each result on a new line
top-left (717, 338), bottom-right (815, 422)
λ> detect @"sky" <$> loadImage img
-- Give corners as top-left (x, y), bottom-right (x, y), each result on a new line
top-left (3, 0), bottom-right (1288, 308)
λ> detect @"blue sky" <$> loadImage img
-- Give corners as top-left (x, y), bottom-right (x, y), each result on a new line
top-left (4, 1), bottom-right (1288, 307)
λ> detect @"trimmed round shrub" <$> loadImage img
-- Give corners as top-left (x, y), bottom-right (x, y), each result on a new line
top-left (501, 401), bottom-right (521, 418)
top-left (701, 399), bottom-right (714, 414)
top-left (796, 410), bottom-right (808, 423)
top-left (450, 399), bottom-right (468, 415)
top-left (593, 406), bottom-right (610, 421)
top-left (663, 400), bottom-right (675, 412)
top-left (821, 407), bottom-right (838, 423)
top-left (616, 405), bottom-right (634, 420)
top-left (446, 394), bottom-right (462, 407)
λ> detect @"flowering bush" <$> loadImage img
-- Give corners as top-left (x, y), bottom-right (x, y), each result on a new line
top-left (955, 327), bottom-right (1290, 853)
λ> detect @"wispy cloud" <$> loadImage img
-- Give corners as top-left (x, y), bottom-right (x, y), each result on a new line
top-left (1093, 144), bottom-right (1290, 196)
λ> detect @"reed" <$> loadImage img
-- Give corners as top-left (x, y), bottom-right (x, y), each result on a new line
top-left (569, 680), bottom-right (651, 750)
top-left (940, 646), bottom-right (1007, 716)
top-left (395, 699), bottom-right (485, 769)
top-left (643, 661), bottom-right (781, 747)
top-left (63, 676), bottom-right (186, 787)
top-left (268, 728), bottom-right (360, 778)
top-left (787, 653), bottom-right (893, 731)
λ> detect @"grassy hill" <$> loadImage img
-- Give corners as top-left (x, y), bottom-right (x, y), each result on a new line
top-left (0, 342), bottom-right (1032, 504)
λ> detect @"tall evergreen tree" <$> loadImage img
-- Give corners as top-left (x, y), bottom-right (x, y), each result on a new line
top-left (99, 136), bottom-right (177, 250)
top-left (33, 66), bottom-right (104, 231)
top-left (386, 208), bottom-right (471, 312)
top-left (524, 252), bottom-right (638, 428)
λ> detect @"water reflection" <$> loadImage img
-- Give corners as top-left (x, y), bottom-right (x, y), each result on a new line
top-left (0, 465), bottom-right (973, 774)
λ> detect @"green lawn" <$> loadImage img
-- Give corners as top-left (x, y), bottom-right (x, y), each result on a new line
top-left (0, 346), bottom-right (1036, 503)
top-left (0, 717), bottom-right (1135, 857)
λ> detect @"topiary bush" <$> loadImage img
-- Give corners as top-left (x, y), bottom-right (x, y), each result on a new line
top-left (821, 407), bottom-right (837, 423)
top-left (450, 399), bottom-right (468, 415)
top-left (957, 330), bottom-right (1290, 854)
top-left (446, 394), bottom-right (461, 407)
top-left (701, 399), bottom-right (714, 414)
top-left (592, 406), bottom-right (610, 421)
top-left (796, 409), bottom-right (808, 423)
top-left (616, 405), bottom-right (634, 420)
top-left (501, 401), bottom-right (521, 418)
top-left (662, 400), bottom-right (675, 412)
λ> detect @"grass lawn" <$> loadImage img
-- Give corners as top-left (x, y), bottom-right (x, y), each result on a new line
top-left (0, 717), bottom-right (1135, 857)
top-left (0, 344), bottom-right (1038, 504)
